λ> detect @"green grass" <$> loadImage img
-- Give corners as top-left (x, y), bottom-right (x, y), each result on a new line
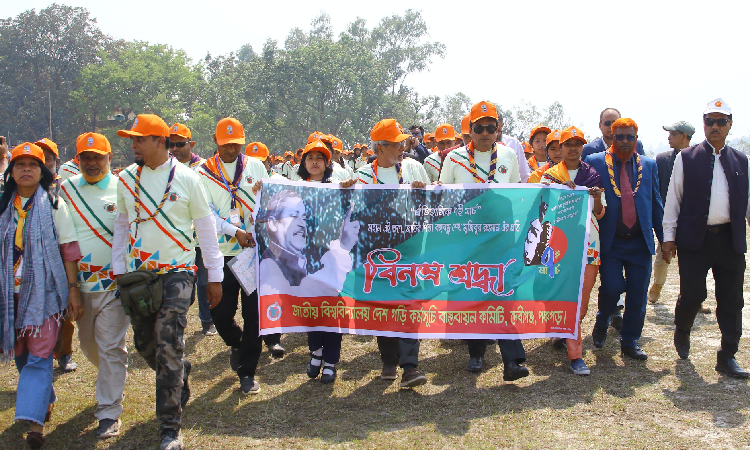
top-left (1, 257), bottom-right (749, 449)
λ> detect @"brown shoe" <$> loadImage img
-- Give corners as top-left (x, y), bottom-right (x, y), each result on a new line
top-left (380, 364), bottom-right (398, 380)
top-left (400, 368), bottom-right (427, 388)
top-left (699, 305), bottom-right (711, 314)
top-left (648, 285), bottom-right (662, 303)
top-left (26, 431), bottom-right (45, 449)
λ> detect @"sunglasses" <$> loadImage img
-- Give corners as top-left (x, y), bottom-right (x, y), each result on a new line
top-left (168, 141), bottom-right (191, 149)
top-left (614, 134), bottom-right (637, 142)
top-left (602, 120), bottom-right (615, 127)
top-left (472, 124), bottom-right (498, 134)
top-left (704, 118), bottom-right (730, 127)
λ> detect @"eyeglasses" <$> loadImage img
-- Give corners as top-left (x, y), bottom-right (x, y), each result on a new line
top-left (168, 141), bottom-right (191, 149)
top-left (471, 124), bottom-right (498, 134)
top-left (614, 134), bottom-right (637, 142)
top-left (704, 118), bottom-right (730, 127)
top-left (601, 120), bottom-right (615, 127)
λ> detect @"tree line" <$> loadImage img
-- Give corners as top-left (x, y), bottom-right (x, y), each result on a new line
top-left (0, 4), bottom-right (573, 166)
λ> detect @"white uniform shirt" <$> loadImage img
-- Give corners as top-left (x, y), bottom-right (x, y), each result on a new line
top-left (501, 135), bottom-right (530, 182)
top-left (423, 151), bottom-right (442, 182)
top-left (439, 145), bottom-right (520, 184)
top-left (355, 158), bottom-right (429, 184)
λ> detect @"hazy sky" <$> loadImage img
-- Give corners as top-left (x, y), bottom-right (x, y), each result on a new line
top-left (7, 0), bottom-right (750, 151)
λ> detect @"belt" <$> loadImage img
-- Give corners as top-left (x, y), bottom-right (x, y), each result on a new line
top-left (615, 232), bottom-right (638, 240)
top-left (706, 223), bottom-right (731, 234)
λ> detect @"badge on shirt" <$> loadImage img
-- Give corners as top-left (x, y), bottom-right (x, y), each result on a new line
top-left (229, 208), bottom-right (241, 226)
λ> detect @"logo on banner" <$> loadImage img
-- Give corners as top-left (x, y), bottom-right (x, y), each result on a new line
top-left (266, 302), bottom-right (282, 321)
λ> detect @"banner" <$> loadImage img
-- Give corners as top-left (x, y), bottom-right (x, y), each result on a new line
top-left (254, 180), bottom-right (591, 339)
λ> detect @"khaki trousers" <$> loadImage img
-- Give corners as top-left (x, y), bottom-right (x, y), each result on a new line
top-left (652, 242), bottom-right (670, 288)
top-left (77, 290), bottom-right (131, 421)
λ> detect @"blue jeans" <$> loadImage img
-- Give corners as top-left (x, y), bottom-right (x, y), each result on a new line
top-left (194, 247), bottom-right (212, 324)
top-left (15, 350), bottom-right (56, 425)
top-left (595, 237), bottom-right (652, 347)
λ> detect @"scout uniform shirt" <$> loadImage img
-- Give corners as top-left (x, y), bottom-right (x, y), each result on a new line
top-left (439, 143), bottom-right (521, 184)
top-left (13, 195), bottom-right (77, 293)
top-left (196, 153), bottom-right (269, 257)
top-left (117, 158), bottom-right (212, 274)
top-left (355, 157), bottom-right (430, 184)
top-left (60, 173), bottom-right (119, 291)
top-left (423, 151), bottom-right (443, 182)
top-left (59, 159), bottom-right (81, 182)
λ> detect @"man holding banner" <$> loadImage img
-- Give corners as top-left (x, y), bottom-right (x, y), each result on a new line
top-left (351, 118), bottom-right (430, 388)
top-left (439, 101), bottom-right (529, 381)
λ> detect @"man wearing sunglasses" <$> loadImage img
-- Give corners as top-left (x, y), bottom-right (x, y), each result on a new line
top-left (663, 99), bottom-right (750, 379)
top-left (582, 108), bottom-right (645, 161)
top-left (587, 118), bottom-right (663, 361)
top-left (440, 101), bottom-right (529, 382)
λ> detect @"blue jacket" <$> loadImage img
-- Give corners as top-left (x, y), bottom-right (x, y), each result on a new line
top-left (587, 152), bottom-right (664, 255)
top-left (582, 137), bottom-right (645, 162)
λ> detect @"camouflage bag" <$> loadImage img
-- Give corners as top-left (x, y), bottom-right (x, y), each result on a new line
top-left (117, 271), bottom-right (163, 317)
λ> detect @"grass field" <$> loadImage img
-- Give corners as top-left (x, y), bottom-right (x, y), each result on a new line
top-left (1, 255), bottom-right (749, 449)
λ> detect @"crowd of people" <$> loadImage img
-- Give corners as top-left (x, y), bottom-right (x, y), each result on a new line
top-left (0, 97), bottom-right (746, 450)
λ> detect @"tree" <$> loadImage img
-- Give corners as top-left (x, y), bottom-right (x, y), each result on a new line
top-left (0, 3), bottom-right (108, 154)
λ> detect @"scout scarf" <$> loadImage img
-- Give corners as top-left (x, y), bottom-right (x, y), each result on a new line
top-left (466, 141), bottom-right (498, 183)
top-left (542, 160), bottom-right (603, 189)
top-left (188, 153), bottom-right (202, 169)
top-left (0, 186), bottom-right (69, 359)
top-left (132, 157), bottom-right (177, 236)
top-left (604, 148), bottom-right (642, 196)
top-left (203, 153), bottom-right (246, 221)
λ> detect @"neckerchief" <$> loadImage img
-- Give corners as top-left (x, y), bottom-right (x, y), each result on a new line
top-left (372, 159), bottom-right (403, 184)
top-left (528, 156), bottom-right (540, 170)
top-left (188, 153), bottom-right (202, 169)
top-left (13, 195), bottom-right (33, 274)
top-left (467, 141), bottom-right (498, 183)
top-left (542, 160), bottom-right (603, 188)
top-left (133, 158), bottom-right (177, 236)
top-left (605, 148), bottom-right (641, 196)
top-left (204, 153), bottom-right (246, 220)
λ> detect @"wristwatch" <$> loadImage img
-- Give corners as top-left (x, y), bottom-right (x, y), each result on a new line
top-left (68, 282), bottom-right (80, 289)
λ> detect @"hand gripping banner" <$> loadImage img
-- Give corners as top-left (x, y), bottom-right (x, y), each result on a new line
top-left (254, 179), bottom-right (591, 340)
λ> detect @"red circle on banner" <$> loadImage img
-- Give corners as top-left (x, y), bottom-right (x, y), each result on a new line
top-left (548, 226), bottom-right (568, 263)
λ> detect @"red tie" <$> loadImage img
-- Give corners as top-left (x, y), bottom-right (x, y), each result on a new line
top-left (620, 161), bottom-right (636, 229)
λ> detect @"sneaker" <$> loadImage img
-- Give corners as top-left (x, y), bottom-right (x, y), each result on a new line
top-left (230, 347), bottom-right (240, 372)
top-left (570, 358), bottom-right (590, 376)
top-left (268, 343), bottom-right (285, 358)
top-left (58, 354), bottom-right (77, 372)
top-left (400, 368), bottom-right (427, 388)
top-left (160, 429), bottom-right (184, 450)
top-left (202, 322), bottom-right (218, 336)
top-left (381, 364), bottom-right (398, 380)
top-left (181, 360), bottom-right (191, 408)
top-left (240, 376), bottom-right (261, 395)
top-left (96, 418), bottom-right (121, 439)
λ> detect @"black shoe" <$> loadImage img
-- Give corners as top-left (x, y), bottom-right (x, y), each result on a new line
top-left (552, 338), bottom-right (567, 350)
top-left (307, 354), bottom-right (322, 379)
top-left (160, 428), bottom-right (183, 450)
top-left (621, 345), bottom-right (648, 360)
top-left (611, 309), bottom-right (623, 331)
top-left (466, 357), bottom-right (483, 373)
top-left (592, 326), bottom-right (607, 348)
top-left (320, 366), bottom-right (337, 384)
top-left (230, 347), bottom-right (240, 372)
top-left (268, 343), bottom-right (285, 358)
top-left (240, 376), bottom-right (261, 394)
top-left (716, 358), bottom-right (750, 379)
top-left (503, 361), bottom-right (529, 381)
top-left (674, 329), bottom-right (690, 360)
top-left (181, 360), bottom-right (191, 408)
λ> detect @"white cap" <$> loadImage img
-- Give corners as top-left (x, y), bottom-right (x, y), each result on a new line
top-left (703, 98), bottom-right (732, 116)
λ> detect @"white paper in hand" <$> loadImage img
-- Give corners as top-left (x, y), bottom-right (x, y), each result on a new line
top-left (228, 247), bottom-right (257, 295)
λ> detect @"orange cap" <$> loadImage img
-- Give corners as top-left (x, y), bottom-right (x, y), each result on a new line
top-left (529, 125), bottom-right (551, 142)
top-left (354, 143), bottom-right (361, 149)
top-left (296, 147), bottom-right (303, 155)
top-left (307, 131), bottom-right (329, 144)
top-left (169, 123), bottom-right (191, 139)
top-left (546, 130), bottom-right (562, 146)
top-left (370, 119), bottom-right (411, 142)
top-left (11, 142), bottom-right (45, 164)
top-left (117, 114), bottom-right (170, 138)
top-left (246, 141), bottom-right (269, 160)
top-left (331, 136), bottom-right (343, 152)
top-left (34, 138), bottom-right (59, 157)
top-left (76, 132), bottom-right (112, 155)
top-left (470, 101), bottom-right (499, 123)
top-left (215, 117), bottom-right (245, 146)
top-left (559, 126), bottom-right (587, 145)
top-left (434, 123), bottom-right (455, 142)
top-left (522, 141), bottom-right (532, 153)
top-left (461, 114), bottom-right (471, 134)
top-left (284, 151), bottom-right (293, 157)
top-left (302, 140), bottom-right (332, 161)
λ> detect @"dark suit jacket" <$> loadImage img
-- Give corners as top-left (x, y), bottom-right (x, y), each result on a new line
top-left (582, 137), bottom-right (645, 162)
top-left (587, 152), bottom-right (664, 255)
top-left (655, 149), bottom-right (680, 202)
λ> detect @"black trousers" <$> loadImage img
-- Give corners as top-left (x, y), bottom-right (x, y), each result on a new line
top-left (307, 332), bottom-right (343, 364)
top-left (674, 227), bottom-right (745, 361)
top-left (263, 333), bottom-right (281, 347)
top-left (466, 339), bottom-right (526, 364)
top-left (210, 257), bottom-right (262, 378)
top-left (377, 337), bottom-right (420, 367)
